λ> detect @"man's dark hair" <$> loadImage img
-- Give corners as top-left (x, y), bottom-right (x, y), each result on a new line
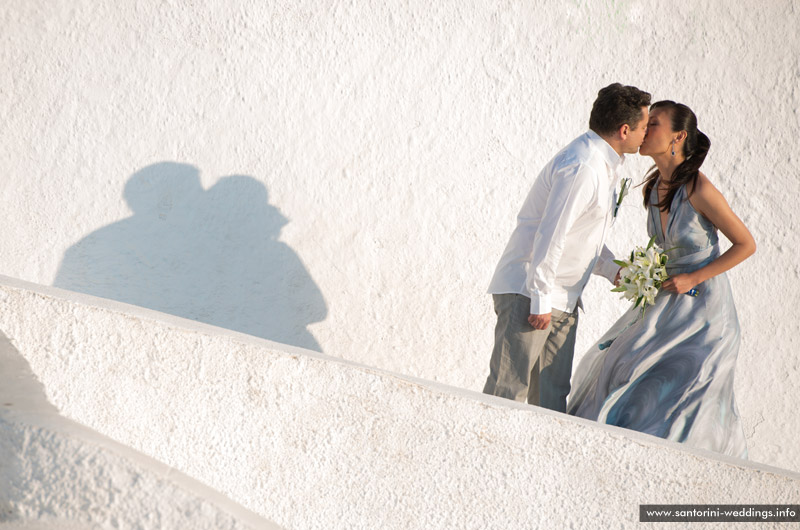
top-left (589, 83), bottom-right (651, 136)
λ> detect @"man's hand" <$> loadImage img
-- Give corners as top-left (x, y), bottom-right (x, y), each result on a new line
top-left (528, 313), bottom-right (551, 330)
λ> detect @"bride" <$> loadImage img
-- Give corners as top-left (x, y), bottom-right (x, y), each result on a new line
top-left (567, 100), bottom-right (756, 458)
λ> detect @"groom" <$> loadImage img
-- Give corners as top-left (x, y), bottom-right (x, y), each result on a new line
top-left (483, 83), bottom-right (651, 412)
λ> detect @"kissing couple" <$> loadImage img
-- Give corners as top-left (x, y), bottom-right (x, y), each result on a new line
top-left (482, 83), bottom-right (755, 459)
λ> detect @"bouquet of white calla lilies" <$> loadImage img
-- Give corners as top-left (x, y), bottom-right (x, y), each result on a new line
top-left (611, 235), bottom-right (669, 316)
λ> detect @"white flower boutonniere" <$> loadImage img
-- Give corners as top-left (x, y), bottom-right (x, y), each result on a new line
top-left (614, 177), bottom-right (632, 217)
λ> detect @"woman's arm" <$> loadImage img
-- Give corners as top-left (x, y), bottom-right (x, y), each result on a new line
top-left (662, 172), bottom-right (756, 294)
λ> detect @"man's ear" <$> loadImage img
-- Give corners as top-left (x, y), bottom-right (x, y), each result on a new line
top-left (619, 123), bottom-right (631, 139)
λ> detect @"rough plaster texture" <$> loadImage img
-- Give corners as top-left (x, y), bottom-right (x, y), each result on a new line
top-left (0, 325), bottom-right (281, 529)
top-left (1, 277), bottom-right (799, 529)
top-left (2, 0), bottom-right (799, 473)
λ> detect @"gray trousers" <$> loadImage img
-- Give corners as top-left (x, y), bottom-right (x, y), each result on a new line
top-left (483, 293), bottom-right (579, 412)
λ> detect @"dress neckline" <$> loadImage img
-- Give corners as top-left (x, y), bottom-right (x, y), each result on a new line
top-left (651, 181), bottom-right (684, 242)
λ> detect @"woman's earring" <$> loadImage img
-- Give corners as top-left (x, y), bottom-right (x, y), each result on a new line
top-left (671, 140), bottom-right (676, 156)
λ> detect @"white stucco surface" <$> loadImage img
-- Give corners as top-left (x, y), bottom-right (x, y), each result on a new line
top-left (2, 0), bottom-right (799, 474)
top-left (0, 318), bottom-right (282, 529)
top-left (1, 276), bottom-right (799, 529)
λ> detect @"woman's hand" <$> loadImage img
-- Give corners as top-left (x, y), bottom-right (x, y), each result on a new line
top-left (662, 273), bottom-right (698, 294)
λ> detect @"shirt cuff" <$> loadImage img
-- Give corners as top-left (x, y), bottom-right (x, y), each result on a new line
top-left (529, 294), bottom-right (552, 315)
top-left (593, 257), bottom-right (621, 284)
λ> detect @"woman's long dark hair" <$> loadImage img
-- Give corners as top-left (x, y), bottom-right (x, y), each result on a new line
top-left (642, 101), bottom-right (711, 211)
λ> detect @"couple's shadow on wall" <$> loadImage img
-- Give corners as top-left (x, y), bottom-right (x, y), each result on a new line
top-left (54, 162), bottom-right (327, 352)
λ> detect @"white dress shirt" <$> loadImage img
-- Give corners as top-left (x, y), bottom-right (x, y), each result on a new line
top-left (488, 130), bottom-right (624, 315)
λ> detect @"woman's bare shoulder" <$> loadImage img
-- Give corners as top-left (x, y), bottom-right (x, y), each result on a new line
top-left (690, 171), bottom-right (721, 197)
top-left (689, 171), bottom-right (730, 218)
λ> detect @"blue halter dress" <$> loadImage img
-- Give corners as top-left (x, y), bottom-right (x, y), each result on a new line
top-left (567, 183), bottom-right (747, 458)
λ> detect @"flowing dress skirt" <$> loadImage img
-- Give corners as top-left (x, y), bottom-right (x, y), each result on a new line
top-left (568, 244), bottom-right (748, 458)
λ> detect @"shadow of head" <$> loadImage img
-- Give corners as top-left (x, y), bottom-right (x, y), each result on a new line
top-left (123, 162), bottom-right (204, 219)
top-left (208, 174), bottom-right (289, 238)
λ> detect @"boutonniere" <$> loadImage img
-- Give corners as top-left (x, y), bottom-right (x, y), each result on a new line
top-left (614, 177), bottom-right (632, 217)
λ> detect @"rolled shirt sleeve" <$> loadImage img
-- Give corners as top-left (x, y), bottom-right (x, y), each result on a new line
top-left (527, 164), bottom-right (598, 314)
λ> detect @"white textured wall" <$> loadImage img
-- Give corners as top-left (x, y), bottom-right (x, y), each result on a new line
top-left (1, 277), bottom-right (799, 530)
top-left (0, 325), bottom-right (281, 529)
top-left (2, 0), bottom-right (799, 473)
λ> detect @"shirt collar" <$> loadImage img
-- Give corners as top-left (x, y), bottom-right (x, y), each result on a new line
top-left (586, 129), bottom-right (625, 178)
